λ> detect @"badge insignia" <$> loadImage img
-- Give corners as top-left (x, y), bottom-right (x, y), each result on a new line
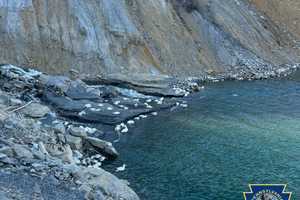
top-left (244, 184), bottom-right (292, 200)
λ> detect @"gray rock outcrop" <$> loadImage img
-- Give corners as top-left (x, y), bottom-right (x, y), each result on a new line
top-left (0, 0), bottom-right (299, 79)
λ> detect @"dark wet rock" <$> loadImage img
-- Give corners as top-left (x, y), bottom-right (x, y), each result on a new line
top-left (86, 137), bottom-right (119, 159)
top-left (44, 90), bottom-right (165, 125)
top-left (21, 102), bottom-right (50, 118)
top-left (44, 88), bottom-right (177, 125)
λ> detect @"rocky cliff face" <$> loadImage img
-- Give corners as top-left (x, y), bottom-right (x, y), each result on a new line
top-left (0, 0), bottom-right (299, 78)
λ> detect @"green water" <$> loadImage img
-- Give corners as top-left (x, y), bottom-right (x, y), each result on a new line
top-left (107, 79), bottom-right (300, 200)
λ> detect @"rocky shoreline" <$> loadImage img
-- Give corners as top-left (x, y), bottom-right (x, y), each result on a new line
top-left (0, 64), bottom-right (201, 200)
top-left (0, 63), bottom-right (299, 200)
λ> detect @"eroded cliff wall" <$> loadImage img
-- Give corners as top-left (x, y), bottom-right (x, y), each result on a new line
top-left (0, 0), bottom-right (299, 78)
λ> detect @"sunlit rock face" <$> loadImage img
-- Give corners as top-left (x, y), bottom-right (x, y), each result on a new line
top-left (249, 0), bottom-right (300, 40)
top-left (0, 0), bottom-right (299, 78)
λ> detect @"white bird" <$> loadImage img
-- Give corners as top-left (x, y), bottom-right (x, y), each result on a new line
top-left (121, 125), bottom-right (128, 133)
top-left (116, 164), bottom-right (126, 172)
top-left (180, 104), bottom-right (188, 108)
top-left (144, 103), bottom-right (152, 109)
top-left (134, 117), bottom-right (140, 120)
top-left (151, 112), bottom-right (158, 116)
top-left (85, 127), bottom-right (97, 134)
top-left (85, 104), bottom-right (92, 108)
top-left (93, 162), bottom-right (102, 169)
top-left (90, 107), bottom-right (98, 111)
top-left (115, 124), bottom-right (121, 132)
top-left (114, 101), bottom-right (120, 105)
top-left (140, 115), bottom-right (147, 119)
top-left (107, 107), bottom-right (113, 110)
top-left (78, 110), bottom-right (86, 116)
top-left (127, 120), bottom-right (135, 125)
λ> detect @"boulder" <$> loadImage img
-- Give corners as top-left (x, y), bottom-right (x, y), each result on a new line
top-left (38, 74), bottom-right (71, 93)
top-left (12, 144), bottom-right (34, 159)
top-left (65, 80), bottom-right (100, 100)
top-left (86, 137), bottom-right (119, 159)
top-left (44, 143), bottom-right (74, 164)
top-left (53, 123), bottom-right (66, 134)
top-left (0, 191), bottom-right (9, 200)
top-left (0, 94), bottom-right (9, 105)
top-left (0, 110), bottom-right (8, 123)
top-left (66, 134), bottom-right (83, 150)
top-left (22, 103), bottom-right (50, 118)
top-left (0, 146), bottom-right (14, 157)
top-left (76, 167), bottom-right (139, 200)
top-left (68, 126), bottom-right (88, 138)
top-left (9, 98), bottom-right (23, 106)
top-left (0, 153), bottom-right (7, 159)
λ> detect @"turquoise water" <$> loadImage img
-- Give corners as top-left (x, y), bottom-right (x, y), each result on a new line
top-left (106, 79), bottom-right (300, 200)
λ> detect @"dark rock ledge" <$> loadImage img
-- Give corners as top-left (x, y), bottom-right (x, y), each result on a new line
top-left (0, 64), bottom-right (199, 200)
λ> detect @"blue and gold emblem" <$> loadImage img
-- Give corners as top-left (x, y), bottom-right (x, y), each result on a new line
top-left (244, 184), bottom-right (292, 200)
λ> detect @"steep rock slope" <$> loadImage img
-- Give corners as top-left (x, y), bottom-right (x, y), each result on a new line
top-left (0, 0), bottom-right (299, 78)
top-left (250, 0), bottom-right (300, 40)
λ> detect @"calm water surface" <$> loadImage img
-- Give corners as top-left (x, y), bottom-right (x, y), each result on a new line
top-left (106, 78), bottom-right (300, 200)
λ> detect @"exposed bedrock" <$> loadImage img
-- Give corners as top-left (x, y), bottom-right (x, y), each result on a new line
top-left (0, 0), bottom-right (299, 79)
